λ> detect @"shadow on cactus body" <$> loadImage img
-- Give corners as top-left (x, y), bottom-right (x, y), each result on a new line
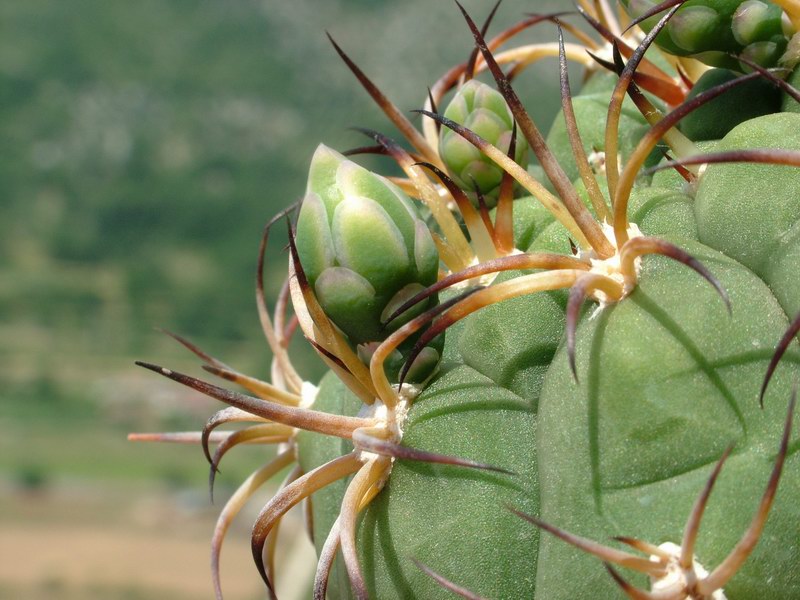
top-left (130, 1), bottom-right (800, 599)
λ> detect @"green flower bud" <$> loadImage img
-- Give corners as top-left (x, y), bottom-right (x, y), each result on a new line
top-left (295, 144), bottom-right (442, 380)
top-left (733, 0), bottom-right (783, 45)
top-left (621, 0), bottom-right (791, 68)
top-left (439, 80), bottom-right (528, 205)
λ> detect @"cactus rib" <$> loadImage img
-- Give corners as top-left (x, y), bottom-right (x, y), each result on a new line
top-left (520, 391), bottom-right (795, 599)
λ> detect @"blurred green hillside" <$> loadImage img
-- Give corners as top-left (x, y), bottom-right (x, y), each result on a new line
top-left (0, 0), bottom-right (563, 597)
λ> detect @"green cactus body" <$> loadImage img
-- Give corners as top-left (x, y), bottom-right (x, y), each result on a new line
top-left (545, 90), bottom-right (650, 192)
top-left (439, 79), bottom-right (529, 205)
top-left (695, 112), bottom-right (800, 315)
top-left (296, 75), bottom-right (800, 597)
top-left (134, 3), bottom-right (800, 599)
top-left (301, 198), bottom-right (800, 598)
top-left (537, 240), bottom-right (800, 599)
top-left (299, 365), bottom-right (539, 599)
top-left (621, 0), bottom-right (793, 68)
top-left (680, 68), bottom-right (783, 140)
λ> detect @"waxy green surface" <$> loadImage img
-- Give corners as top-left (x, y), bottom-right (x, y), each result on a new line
top-left (296, 69), bottom-right (800, 599)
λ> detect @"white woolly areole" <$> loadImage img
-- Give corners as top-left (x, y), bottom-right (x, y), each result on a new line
top-left (354, 384), bottom-right (419, 464)
top-left (587, 149), bottom-right (610, 175)
top-left (300, 381), bottom-right (319, 409)
top-left (650, 542), bottom-right (727, 600)
top-left (581, 221), bottom-right (643, 308)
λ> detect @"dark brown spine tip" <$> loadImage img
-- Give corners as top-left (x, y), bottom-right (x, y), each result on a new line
top-left (506, 504), bottom-right (541, 526)
top-left (468, 174), bottom-right (492, 225)
top-left (730, 54), bottom-right (800, 104)
top-left (760, 312), bottom-right (800, 407)
top-left (661, 150), bottom-right (695, 184)
top-left (586, 50), bottom-right (617, 74)
top-left (568, 238), bottom-right (578, 255)
top-left (611, 4), bottom-right (682, 98)
top-left (251, 537), bottom-right (276, 595)
top-left (507, 119), bottom-right (517, 162)
top-left (612, 40), bottom-right (625, 73)
top-left (623, 0), bottom-right (689, 33)
top-left (603, 563), bottom-right (640, 595)
top-left (135, 360), bottom-right (172, 376)
top-left (157, 328), bottom-right (227, 369)
top-left (202, 422), bottom-right (218, 466)
top-left (686, 257), bottom-right (731, 316)
top-left (411, 558), bottom-right (489, 600)
top-left (353, 126), bottom-right (410, 161)
top-left (413, 160), bottom-right (450, 182)
top-left (648, 240), bottom-right (731, 314)
top-left (414, 109), bottom-right (461, 137)
top-left (208, 462), bottom-right (219, 504)
top-left (464, 0), bottom-right (503, 82)
top-left (426, 87), bottom-right (441, 135)
top-left (576, 4), bottom-right (613, 42)
top-left (202, 364), bottom-right (234, 384)
top-left (308, 338), bottom-right (351, 373)
top-left (343, 144), bottom-right (389, 157)
top-left (286, 217), bottom-right (312, 291)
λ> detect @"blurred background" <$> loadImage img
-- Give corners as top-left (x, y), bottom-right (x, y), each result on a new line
top-left (0, 0), bottom-right (565, 597)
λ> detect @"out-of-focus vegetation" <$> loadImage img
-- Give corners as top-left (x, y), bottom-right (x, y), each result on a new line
top-left (0, 0), bottom-right (563, 596)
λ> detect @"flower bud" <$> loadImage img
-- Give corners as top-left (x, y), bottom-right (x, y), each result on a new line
top-left (295, 144), bottom-right (442, 381)
top-left (439, 80), bottom-right (528, 205)
top-left (622, 0), bottom-right (790, 69)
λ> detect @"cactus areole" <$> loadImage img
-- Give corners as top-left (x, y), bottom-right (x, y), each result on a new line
top-left (131, 1), bottom-right (800, 599)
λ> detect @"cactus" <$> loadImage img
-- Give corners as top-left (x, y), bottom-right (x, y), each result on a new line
top-left (620, 0), bottom-right (799, 69)
top-left (439, 79), bottom-right (529, 205)
top-left (678, 67), bottom-right (783, 139)
top-left (295, 144), bottom-right (443, 382)
top-left (131, 2), bottom-right (800, 599)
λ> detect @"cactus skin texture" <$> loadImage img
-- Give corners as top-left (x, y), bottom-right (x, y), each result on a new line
top-left (130, 3), bottom-right (800, 600)
top-left (679, 68), bottom-right (783, 140)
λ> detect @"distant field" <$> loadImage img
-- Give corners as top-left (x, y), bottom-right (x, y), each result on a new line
top-left (0, 480), bottom-right (316, 599)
